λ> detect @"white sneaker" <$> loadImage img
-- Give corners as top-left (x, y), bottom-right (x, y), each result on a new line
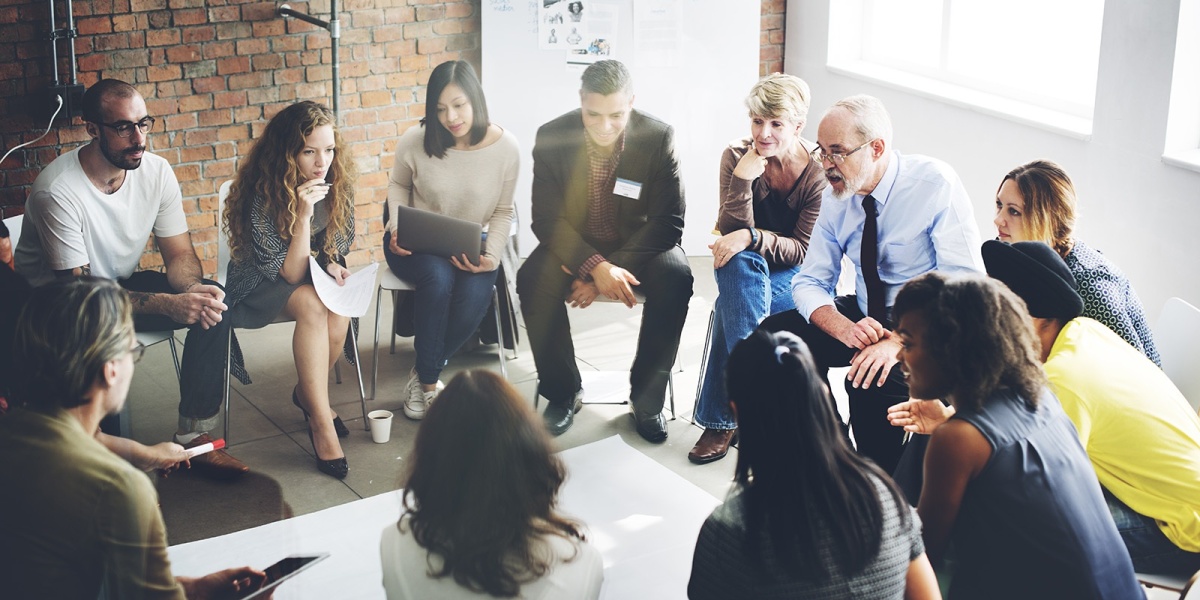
top-left (403, 372), bottom-right (445, 420)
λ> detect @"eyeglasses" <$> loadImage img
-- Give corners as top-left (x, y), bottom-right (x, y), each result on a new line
top-left (810, 139), bottom-right (875, 165)
top-left (97, 116), bottom-right (156, 138)
top-left (127, 341), bottom-right (146, 364)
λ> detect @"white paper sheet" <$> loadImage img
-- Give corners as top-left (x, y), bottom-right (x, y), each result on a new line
top-left (309, 257), bottom-right (378, 318)
top-left (168, 436), bottom-right (721, 599)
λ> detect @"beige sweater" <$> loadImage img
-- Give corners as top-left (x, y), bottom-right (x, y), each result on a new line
top-left (387, 125), bottom-right (519, 268)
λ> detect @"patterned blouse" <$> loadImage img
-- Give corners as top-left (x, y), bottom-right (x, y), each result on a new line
top-left (1065, 239), bottom-right (1160, 365)
top-left (225, 195), bottom-right (353, 309)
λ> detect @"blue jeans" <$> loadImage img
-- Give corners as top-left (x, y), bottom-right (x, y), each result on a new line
top-left (385, 242), bottom-right (498, 386)
top-left (693, 251), bottom-right (798, 430)
top-left (1104, 488), bottom-right (1200, 575)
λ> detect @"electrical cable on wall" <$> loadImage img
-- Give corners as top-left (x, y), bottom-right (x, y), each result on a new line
top-left (1, 95), bottom-right (64, 169)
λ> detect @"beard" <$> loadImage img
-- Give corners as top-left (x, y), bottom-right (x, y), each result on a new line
top-left (825, 166), bottom-right (868, 200)
top-left (99, 137), bottom-right (145, 171)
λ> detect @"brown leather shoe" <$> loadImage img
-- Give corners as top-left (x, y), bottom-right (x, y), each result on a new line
top-left (688, 428), bottom-right (737, 464)
top-left (184, 433), bottom-right (249, 480)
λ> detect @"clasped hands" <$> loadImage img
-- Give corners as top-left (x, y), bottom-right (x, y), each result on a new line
top-left (171, 282), bottom-right (226, 330)
top-left (563, 262), bottom-right (639, 308)
top-left (840, 315), bottom-right (903, 390)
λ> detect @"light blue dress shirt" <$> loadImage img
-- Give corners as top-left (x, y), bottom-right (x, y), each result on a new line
top-left (791, 150), bottom-right (984, 322)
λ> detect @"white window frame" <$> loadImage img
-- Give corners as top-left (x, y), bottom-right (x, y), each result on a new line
top-left (826, 0), bottom-right (1104, 139)
top-left (1162, 0), bottom-right (1200, 173)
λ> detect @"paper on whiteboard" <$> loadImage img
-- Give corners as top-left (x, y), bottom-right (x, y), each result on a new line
top-left (309, 257), bottom-right (379, 318)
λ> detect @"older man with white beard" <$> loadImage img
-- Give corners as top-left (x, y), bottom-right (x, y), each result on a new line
top-left (758, 94), bottom-right (983, 476)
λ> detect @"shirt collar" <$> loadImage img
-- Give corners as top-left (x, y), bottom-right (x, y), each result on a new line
top-left (585, 129), bottom-right (626, 163)
top-left (855, 150), bottom-right (899, 208)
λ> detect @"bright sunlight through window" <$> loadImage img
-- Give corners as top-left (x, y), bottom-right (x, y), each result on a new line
top-left (829, 0), bottom-right (1106, 135)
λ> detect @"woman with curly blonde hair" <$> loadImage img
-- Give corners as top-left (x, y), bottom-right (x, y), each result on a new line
top-left (222, 100), bottom-right (357, 479)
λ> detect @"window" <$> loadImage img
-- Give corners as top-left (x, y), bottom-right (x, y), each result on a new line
top-left (828, 0), bottom-right (1106, 136)
top-left (1163, 0), bottom-right (1200, 172)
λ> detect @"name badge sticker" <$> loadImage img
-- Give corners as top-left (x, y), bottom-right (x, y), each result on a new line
top-left (613, 178), bottom-right (643, 199)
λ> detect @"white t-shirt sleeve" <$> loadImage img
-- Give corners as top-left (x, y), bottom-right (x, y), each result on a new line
top-left (151, 161), bottom-right (189, 239)
top-left (26, 188), bottom-right (90, 272)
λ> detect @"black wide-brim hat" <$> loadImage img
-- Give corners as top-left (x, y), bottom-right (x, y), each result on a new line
top-left (982, 240), bottom-right (1084, 321)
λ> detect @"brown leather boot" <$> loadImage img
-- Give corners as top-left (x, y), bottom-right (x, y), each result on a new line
top-left (688, 428), bottom-right (737, 464)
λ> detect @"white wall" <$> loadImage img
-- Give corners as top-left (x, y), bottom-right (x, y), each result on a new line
top-left (786, 0), bottom-right (1199, 314)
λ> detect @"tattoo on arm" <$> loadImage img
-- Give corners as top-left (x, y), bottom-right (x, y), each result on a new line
top-left (129, 291), bottom-right (153, 312)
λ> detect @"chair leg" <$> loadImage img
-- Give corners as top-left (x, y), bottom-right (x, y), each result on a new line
top-left (334, 361), bottom-right (343, 384)
top-left (390, 290), bottom-right (398, 355)
top-left (371, 286), bottom-right (385, 401)
top-left (667, 370), bottom-right (676, 421)
top-left (347, 321), bottom-right (368, 431)
top-left (223, 327), bottom-right (233, 443)
top-left (168, 336), bottom-right (182, 382)
top-left (693, 309), bottom-right (715, 413)
top-left (492, 286), bottom-right (508, 380)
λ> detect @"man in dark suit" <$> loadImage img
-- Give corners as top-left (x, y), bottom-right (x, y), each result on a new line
top-left (517, 59), bottom-right (693, 442)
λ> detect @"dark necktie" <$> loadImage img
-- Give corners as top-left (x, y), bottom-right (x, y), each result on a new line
top-left (861, 194), bottom-right (886, 323)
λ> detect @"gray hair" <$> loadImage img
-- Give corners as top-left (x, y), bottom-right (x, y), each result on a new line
top-left (830, 94), bottom-right (893, 147)
top-left (746, 73), bottom-right (811, 125)
top-left (10, 278), bottom-right (135, 411)
top-left (581, 60), bottom-right (632, 96)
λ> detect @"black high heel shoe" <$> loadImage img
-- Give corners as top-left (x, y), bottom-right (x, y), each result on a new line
top-left (306, 426), bottom-right (349, 480)
top-left (293, 388), bottom-right (350, 438)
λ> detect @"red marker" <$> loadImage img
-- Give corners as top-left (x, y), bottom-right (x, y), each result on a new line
top-left (184, 438), bottom-right (226, 459)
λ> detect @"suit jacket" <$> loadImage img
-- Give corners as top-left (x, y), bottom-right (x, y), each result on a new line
top-left (529, 109), bottom-right (685, 274)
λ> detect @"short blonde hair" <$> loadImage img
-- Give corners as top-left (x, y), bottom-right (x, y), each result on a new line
top-left (746, 73), bottom-right (811, 125)
top-left (999, 160), bottom-right (1077, 257)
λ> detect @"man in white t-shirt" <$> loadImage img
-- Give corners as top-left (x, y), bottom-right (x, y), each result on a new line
top-left (15, 79), bottom-right (248, 479)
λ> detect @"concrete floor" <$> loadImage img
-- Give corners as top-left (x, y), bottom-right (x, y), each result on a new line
top-left (128, 256), bottom-right (746, 545)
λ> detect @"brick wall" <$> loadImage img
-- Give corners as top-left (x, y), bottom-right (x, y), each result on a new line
top-left (0, 0), bottom-right (785, 275)
top-left (760, 0), bottom-right (785, 76)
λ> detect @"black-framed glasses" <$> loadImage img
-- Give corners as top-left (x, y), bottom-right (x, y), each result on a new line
top-left (127, 341), bottom-right (146, 364)
top-left (97, 116), bottom-right (156, 138)
top-left (810, 139), bottom-right (875, 165)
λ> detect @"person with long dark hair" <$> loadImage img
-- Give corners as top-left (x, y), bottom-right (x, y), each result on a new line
top-left (891, 271), bottom-right (1141, 599)
top-left (384, 60), bottom-right (518, 421)
top-left (223, 100), bottom-right (357, 479)
top-left (688, 329), bottom-right (938, 599)
top-left (380, 370), bottom-right (602, 599)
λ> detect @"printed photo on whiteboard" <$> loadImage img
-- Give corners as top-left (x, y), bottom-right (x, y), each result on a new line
top-left (540, 0), bottom-right (589, 50)
top-left (565, 3), bottom-right (615, 72)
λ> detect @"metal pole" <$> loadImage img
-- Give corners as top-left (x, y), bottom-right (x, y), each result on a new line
top-left (47, 0), bottom-right (59, 86)
top-left (65, 0), bottom-right (78, 84)
top-left (276, 3), bottom-right (340, 120)
top-left (330, 0), bottom-right (340, 119)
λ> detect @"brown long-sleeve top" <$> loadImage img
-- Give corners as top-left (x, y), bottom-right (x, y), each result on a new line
top-left (716, 137), bottom-right (826, 266)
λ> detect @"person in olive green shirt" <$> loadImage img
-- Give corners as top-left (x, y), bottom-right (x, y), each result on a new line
top-left (0, 278), bottom-right (265, 599)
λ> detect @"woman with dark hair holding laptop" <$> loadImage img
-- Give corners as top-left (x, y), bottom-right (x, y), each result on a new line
top-left (380, 369), bottom-right (602, 599)
top-left (385, 59), bottom-right (519, 421)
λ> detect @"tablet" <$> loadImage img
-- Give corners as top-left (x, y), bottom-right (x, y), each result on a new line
top-left (234, 553), bottom-right (330, 600)
top-left (392, 203), bottom-right (483, 265)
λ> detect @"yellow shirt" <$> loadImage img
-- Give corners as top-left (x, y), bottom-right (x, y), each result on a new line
top-left (1046, 318), bottom-right (1200, 552)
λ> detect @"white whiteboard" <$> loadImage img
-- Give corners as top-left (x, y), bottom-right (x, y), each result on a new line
top-left (482, 0), bottom-right (761, 256)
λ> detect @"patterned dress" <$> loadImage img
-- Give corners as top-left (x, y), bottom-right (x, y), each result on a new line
top-left (1065, 239), bottom-right (1160, 365)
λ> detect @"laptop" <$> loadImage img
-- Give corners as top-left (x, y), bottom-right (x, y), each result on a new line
top-left (392, 203), bottom-right (483, 265)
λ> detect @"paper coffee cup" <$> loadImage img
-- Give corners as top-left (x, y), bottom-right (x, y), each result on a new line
top-left (368, 410), bottom-right (394, 444)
